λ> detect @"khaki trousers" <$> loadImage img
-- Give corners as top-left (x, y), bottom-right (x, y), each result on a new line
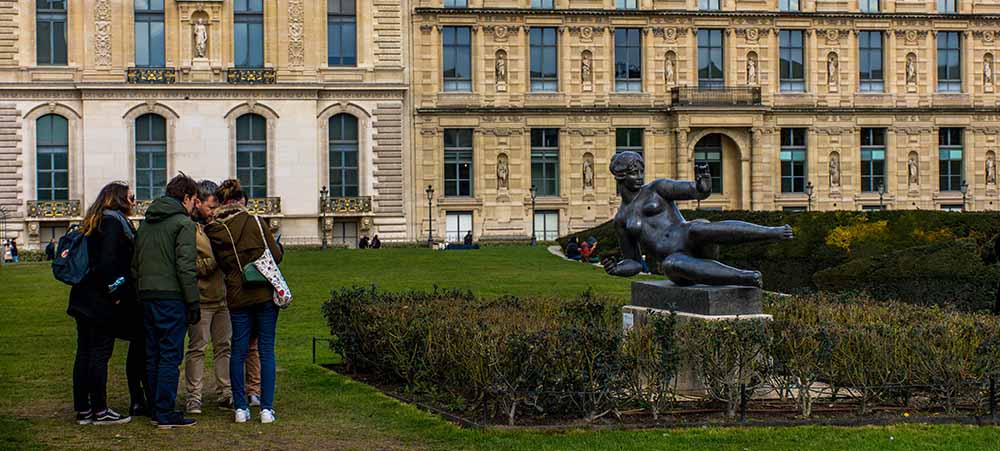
top-left (184, 303), bottom-right (232, 403)
top-left (246, 336), bottom-right (261, 397)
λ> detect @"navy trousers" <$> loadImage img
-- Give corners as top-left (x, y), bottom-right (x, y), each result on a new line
top-left (143, 300), bottom-right (188, 423)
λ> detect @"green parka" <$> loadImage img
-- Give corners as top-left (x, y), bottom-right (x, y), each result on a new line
top-left (132, 196), bottom-right (200, 305)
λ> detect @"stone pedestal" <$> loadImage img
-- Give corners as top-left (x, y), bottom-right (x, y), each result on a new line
top-left (622, 280), bottom-right (771, 394)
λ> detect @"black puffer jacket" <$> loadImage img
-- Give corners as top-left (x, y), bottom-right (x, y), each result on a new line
top-left (68, 213), bottom-right (138, 334)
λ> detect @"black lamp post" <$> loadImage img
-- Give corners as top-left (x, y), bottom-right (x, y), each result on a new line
top-left (0, 206), bottom-right (6, 267)
top-left (529, 185), bottom-right (538, 246)
top-left (961, 180), bottom-right (969, 212)
top-left (878, 182), bottom-right (886, 210)
top-left (805, 181), bottom-right (814, 212)
top-left (319, 186), bottom-right (329, 250)
top-left (425, 185), bottom-right (434, 247)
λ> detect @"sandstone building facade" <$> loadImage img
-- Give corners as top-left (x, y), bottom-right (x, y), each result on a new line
top-left (410, 0), bottom-right (1000, 243)
top-left (0, 0), bottom-right (409, 248)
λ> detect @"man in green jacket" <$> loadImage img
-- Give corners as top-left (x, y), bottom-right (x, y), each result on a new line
top-left (133, 173), bottom-right (200, 429)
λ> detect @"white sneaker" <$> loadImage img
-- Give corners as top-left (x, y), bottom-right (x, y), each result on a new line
top-left (249, 395), bottom-right (261, 407)
top-left (234, 408), bottom-right (251, 423)
top-left (260, 409), bottom-right (275, 424)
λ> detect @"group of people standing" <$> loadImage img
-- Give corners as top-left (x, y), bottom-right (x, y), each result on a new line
top-left (3, 238), bottom-right (18, 263)
top-left (68, 174), bottom-right (284, 429)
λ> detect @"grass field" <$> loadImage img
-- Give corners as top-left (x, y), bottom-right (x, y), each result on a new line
top-left (2, 247), bottom-right (1000, 451)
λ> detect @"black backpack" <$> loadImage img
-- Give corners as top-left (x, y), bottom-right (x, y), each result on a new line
top-left (52, 228), bottom-right (88, 285)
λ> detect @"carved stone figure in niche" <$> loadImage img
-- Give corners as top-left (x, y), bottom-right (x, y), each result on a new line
top-left (581, 51), bottom-right (593, 82)
top-left (985, 54), bottom-right (994, 86)
top-left (827, 53), bottom-right (839, 86)
top-left (988, 153), bottom-right (997, 185)
top-left (906, 53), bottom-right (917, 85)
top-left (495, 50), bottom-right (508, 87)
top-left (829, 153), bottom-right (841, 188)
top-left (497, 154), bottom-right (510, 191)
top-left (583, 154), bottom-right (595, 189)
top-left (664, 53), bottom-right (676, 85)
top-left (746, 53), bottom-right (758, 85)
top-left (193, 16), bottom-right (208, 59)
top-left (908, 154), bottom-right (919, 186)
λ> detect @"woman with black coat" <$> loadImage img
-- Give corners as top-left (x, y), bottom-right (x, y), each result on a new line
top-left (68, 182), bottom-right (146, 425)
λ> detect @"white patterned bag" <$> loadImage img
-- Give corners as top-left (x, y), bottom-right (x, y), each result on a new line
top-left (250, 216), bottom-right (293, 308)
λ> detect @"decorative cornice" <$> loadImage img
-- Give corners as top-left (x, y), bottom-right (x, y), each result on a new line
top-left (413, 7), bottom-right (1000, 21)
top-left (0, 86), bottom-right (407, 101)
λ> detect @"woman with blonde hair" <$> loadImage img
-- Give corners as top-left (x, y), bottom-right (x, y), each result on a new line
top-left (68, 181), bottom-right (141, 425)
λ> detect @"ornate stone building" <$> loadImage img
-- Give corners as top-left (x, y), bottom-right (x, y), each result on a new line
top-left (411, 0), bottom-right (1000, 243)
top-left (0, 0), bottom-right (409, 248)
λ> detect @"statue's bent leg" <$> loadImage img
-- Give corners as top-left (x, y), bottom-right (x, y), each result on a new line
top-left (661, 253), bottom-right (762, 287)
top-left (688, 220), bottom-right (788, 246)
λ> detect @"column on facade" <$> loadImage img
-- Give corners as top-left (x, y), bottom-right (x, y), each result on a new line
top-left (674, 127), bottom-right (689, 180)
top-left (742, 130), bottom-right (754, 210)
top-left (963, 31), bottom-right (973, 95)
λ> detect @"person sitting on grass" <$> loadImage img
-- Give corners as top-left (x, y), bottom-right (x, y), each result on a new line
top-left (564, 237), bottom-right (581, 261)
top-left (371, 235), bottom-right (382, 249)
top-left (580, 240), bottom-right (593, 262)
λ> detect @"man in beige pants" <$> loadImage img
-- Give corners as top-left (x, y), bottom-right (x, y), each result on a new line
top-left (184, 181), bottom-right (232, 413)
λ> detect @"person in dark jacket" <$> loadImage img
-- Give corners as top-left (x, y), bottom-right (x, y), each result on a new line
top-left (371, 235), bottom-right (382, 249)
top-left (68, 181), bottom-right (136, 426)
top-left (9, 239), bottom-right (18, 263)
top-left (358, 236), bottom-right (370, 249)
top-left (205, 179), bottom-right (284, 424)
top-left (133, 174), bottom-right (200, 429)
top-left (565, 237), bottom-right (581, 260)
top-left (46, 239), bottom-right (56, 260)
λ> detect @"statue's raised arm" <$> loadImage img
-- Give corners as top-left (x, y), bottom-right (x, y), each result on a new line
top-left (651, 163), bottom-right (713, 201)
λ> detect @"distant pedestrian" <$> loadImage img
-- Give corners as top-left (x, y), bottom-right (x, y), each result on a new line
top-left (371, 235), bottom-right (382, 249)
top-left (358, 236), bottom-right (370, 249)
top-left (9, 239), bottom-right (18, 263)
top-left (46, 239), bottom-right (56, 260)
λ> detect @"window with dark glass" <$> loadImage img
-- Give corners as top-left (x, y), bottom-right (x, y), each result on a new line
top-left (938, 31), bottom-right (961, 93)
top-left (36, 0), bottom-right (67, 65)
top-left (614, 28), bottom-right (642, 92)
top-left (616, 0), bottom-right (638, 9)
top-left (329, 114), bottom-right (359, 197)
top-left (780, 128), bottom-right (807, 193)
top-left (698, 29), bottom-right (724, 88)
top-left (444, 0), bottom-right (468, 6)
top-left (531, 129), bottom-right (559, 197)
top-left (694, 135), bottom-right (724, 194)
top-left (938, 0), bottom-right (957, 13)
top-left (780, 0), bottom-right (800, 11)
top-left (860, 128), bottom-right (886, 192)
top-left (939, 128), bottom-right (963, 191)
top-left (532, 0), bottom-right (554, 7)
top-left (328, 0), bottom-right (356, 66)
top-left (780, 30), bottom-right (805, 92)
top-left (135, 114), bottom-right (167, 201)
top-left (36, 114), bottom-right (68, 201)
top-left (860, 0), bottom-right (880, 12)
top-left (616, 128), bottom-right (643, 157)
top-left (236, 114), bottom-right (267, 198)
top-left (234, 0), bottom-right (264, 68)
top-left (134, 0), bottom-right (165, 67)
top-left (444, 129), bottom-right (473, 197)
top-left (442, 27), bottom-right (472, 92)
top-left (859, 31), bottom-right (884, 92)
top-left (700, 0), bottom-right (720, 10)
top-left (530, 28), bottom-right (558, 92)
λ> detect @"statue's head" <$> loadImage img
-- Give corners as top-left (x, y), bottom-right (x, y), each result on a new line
top-left (610, 151), bottom-right (645, 192)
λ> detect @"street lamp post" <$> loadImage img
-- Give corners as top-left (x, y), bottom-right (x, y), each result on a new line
top-left (319, 186), bottom-right (329, 250)
top-left (878, 182), bottom-right (886, 210)
top-left (961, 180), bottom-right (969, 212)
top-left (805, 181), bottom-right (814, 212)
top-left (425, 185), bottom-right (435, 248)
top-left (0, 206), bottom-right (6, 267)
top-left (529, 185), bottom-right (538, 246)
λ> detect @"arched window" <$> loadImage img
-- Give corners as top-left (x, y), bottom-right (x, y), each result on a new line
top-left (329, 114), bottom-right (358, 197)
top-left (135, 113), bottom-right (167, 201)
top-left (36, 114), bottom-right (69, 200)
top-left (236, 113), bottom-right (267, 198)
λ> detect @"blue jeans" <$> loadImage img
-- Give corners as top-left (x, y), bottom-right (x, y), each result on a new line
top-left (143, 300), bottom-right (188, 423)
top-left (230, 301), bottom-right (278, 411)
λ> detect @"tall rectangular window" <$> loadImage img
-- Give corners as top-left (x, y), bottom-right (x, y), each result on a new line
top-left (532, 0), bottom-right (554, 7)
top-left (860, 0), bottom-right (880, 12)
top-left (36, 114), bottom-right (69, 201)
top-left (445, 212), bottom-right (473, 243)
top-left (534, 211), bottom-right (559, 242)
top-left (236, 114), bottom-right (268, 199)
top-left (442, 27), bottom-right (472, 92)
top-left (614, 28), bottom-right (642, 92)
top-left (134, 0), bottom-right (165, 68)
top-left (700, 0), bottom-right (721, 10)
top-left (234, 0), bottom-right (264, 68)
top-left (694, 135), bottom-right (724, 194)
top-left (939, 128), bottom-right (964, 191)
top-left (444, 0), bottom-right (468, 6)
top-left (938, 31), bottom-right (961, 93)
top-left (780, 128), bottom-right (807, 193)
top-left (616, 0), bottom-right (638, 8)
top-left (135, 114), bottom-right (168, 201)
top-left (530, 28), bottom-right (558, 92)
top-left (780, 0), bottom-right (800, 11)
top-left (780, 30), bottom-right (805, 92)
top-left (36, 0), bottom-right (67, 65)
top-left (531, 129), bottom-right (559, 197)
top-left (328, 0), bottom-right (356, 66)
top-left (444, 129), bottom-right (473, 197)
top-left (616, 128), bottom-right (643, 157)
top-left (329, 114), bottom-right (359, 197)
top-left (859, 31), bottom-right (884, 92)
top-left (938, 0), bottom-right (957, 13)
top-left (698, 29), bottom-right (725, 88)
top-left (860, 128), bottom-right (886, 193)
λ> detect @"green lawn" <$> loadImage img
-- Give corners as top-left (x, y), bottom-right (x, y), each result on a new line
top-left (2, 247), bottom-right (999, 451)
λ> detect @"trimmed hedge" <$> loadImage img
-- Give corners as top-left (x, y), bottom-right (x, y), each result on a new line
top-left (561, 210), bottom-right (1000, 309)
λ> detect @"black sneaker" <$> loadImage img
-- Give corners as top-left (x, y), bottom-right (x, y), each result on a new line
top-left (156, 416), bottom-right (197, 429)
top-left (75, 410), bottom-right (93, 425)
top-left (217, 397), bottom-right (234, 410)
top-left (92, 408), bottom-right (132, 426)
